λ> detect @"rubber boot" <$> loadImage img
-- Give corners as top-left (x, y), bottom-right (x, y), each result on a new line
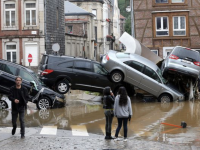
top-left (105, 132), bottom-right (110, 139)
top-left (107, 133), bottom-right (115, 140)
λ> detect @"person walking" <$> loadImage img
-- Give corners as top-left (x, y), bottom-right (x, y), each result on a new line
top-left (114, 87), bottom-right (132, 141)
top-left (8, 76), bottom-right (29, 139)
top-left (103, 86), bottom-right (115, 140)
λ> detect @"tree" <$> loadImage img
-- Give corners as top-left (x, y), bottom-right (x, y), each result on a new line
top-left (118, 0), bottom-right (131, 35)
top-left (125, 16), bottom-right (131, 35)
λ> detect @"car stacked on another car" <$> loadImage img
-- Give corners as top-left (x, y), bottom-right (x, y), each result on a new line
top-left (0, 59), bottom-right (65, 109)
top-left (101, 50), bottom-right (184, 102)
top-left (161, 46), bottom-right (200, 97)
top-left (38, 54), bottom-right (135, 96)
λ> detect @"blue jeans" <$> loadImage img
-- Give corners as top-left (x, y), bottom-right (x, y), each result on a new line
top-left (115, 118), bottom-right (128, 138)
top-left (104, 110), bottom-right (113, 134)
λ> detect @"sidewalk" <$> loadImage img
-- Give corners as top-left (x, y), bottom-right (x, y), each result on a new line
top-left (0, 127), bottom-right (197, 150)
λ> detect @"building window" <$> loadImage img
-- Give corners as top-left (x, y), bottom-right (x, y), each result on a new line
top-left (153, 12), bottom-right (188, 37)
top-left (67, 26), bottom-right (73, 34)
top-left (156, 0), bottom-right (168, 3)
top-left (6, 44), bottom-right (17, 63)
top-left (151, 50), bottom-right (158, 55)
top-left (156, 17), bottom-right (169, 36)
top-left (154, 0), bottom-right (186, 5)
top-left (92, 9), bottom-right (97, 19)
top-left (5, 3), bottom-right (16, 27)
top-left (173, 16), bottom-right (186, 36)
top-left (172, 0), bottom-right (184, 3)
top-left (25, 2), bottom-right (36, 26)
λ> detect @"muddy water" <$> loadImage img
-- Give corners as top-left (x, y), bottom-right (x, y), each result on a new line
top-left (1, 98), bottom-right (200, 146)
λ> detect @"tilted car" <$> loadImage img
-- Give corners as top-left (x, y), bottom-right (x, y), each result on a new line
top-left (161, 46), bottom-right (200, 96)
top-left (0, 59), bottom-right (65, 109)
top-left (101, 50), bottom-right (184, 102)
top-left (38, 54), bottom-right (135, 96)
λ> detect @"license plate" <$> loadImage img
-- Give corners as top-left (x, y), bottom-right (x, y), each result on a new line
top-left (181, 59), bottom-right (191, 64)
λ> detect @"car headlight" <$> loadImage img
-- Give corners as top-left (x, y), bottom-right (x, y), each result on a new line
top-left (55, 96), bottom-right (64, 103)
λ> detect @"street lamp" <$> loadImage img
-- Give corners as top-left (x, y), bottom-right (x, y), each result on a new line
top-left (126, 0), bottom-right (134, 37)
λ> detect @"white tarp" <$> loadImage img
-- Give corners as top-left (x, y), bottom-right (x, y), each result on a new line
top-left (119, 32), bottom-right (163, 64)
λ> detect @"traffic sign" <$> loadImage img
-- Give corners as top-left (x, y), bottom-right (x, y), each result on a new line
top-left (28, 54), bottom-right (33, 63)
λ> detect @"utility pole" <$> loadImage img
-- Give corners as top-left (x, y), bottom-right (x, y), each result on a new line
top-left (130, 0), bottom-right (135, 37)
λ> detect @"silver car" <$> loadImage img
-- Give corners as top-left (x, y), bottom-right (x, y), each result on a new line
top-left (161, 46), bottom-right (200, 80)
top-left (101, 50), bottom-right (184, 102)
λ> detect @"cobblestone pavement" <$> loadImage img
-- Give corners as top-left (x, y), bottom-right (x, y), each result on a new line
top-left (0, 127), bottom-right (199, 150)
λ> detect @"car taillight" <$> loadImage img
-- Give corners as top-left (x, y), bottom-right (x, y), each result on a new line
top-left (169, 54), bottom-right (179, 60)
top-left (186, 48), bottom-right (191, 50)
top-left (106, 55), bottom-right (109, 61)
top-left (41, 69), bottom-right (54, 75)
top-left (194, 62), bottom-right (200, 67)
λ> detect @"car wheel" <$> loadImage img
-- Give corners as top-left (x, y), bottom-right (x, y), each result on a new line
top-left (0, 100), bottom-right (8, 109)
top-left (111, 71), bottom-right (124, 83)
top-left (56, 80), bottom-right (70, 94)
top-left (37, 109), bottom-right (52, 123)
top-left (36, 97), bottom-right (51, 110)
top-left (158, 93), bottom-right (172, 102)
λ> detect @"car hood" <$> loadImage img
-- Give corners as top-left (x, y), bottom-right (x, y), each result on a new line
top-left (38, 86), bottom-right (65, 99)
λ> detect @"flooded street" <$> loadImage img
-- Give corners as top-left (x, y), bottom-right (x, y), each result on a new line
top-left (1, 97), bottom-right (200, 146)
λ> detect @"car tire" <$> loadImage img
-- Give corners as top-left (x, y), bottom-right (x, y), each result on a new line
top-left (111, 71), bottom-right (124, 83)
top-left (36, 97), bottom-right (51, 110)
top-left (37, 109), bottom-right (53, 123)
top-left (0, 100), bottom-right (8, 109)
top-left (158, 93), bottom-right (172, 102)
top-left (56, 80), bottom-right (70, 94)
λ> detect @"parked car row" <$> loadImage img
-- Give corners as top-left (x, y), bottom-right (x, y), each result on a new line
top-left (1, 45), bottom-right (199, 110)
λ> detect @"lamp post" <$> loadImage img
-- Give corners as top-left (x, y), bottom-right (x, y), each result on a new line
top-left (126, 0), bottom-right (135, 37)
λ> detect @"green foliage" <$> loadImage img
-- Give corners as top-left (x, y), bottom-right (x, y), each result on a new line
top-left (118, 0), bottom-right (131, 35)
top-left (125, 16), bottom-right (131, 35)
top-left (118, 0), bottom-right (130, 18)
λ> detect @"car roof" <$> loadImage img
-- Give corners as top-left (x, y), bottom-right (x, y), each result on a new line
top-left (0, 59), bottom-right (34, 73)
top-left (108, 50), bottom-right (159, 71)
top-left (44, 54), bottom-right (100, 63)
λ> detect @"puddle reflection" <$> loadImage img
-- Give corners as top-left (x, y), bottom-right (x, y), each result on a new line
top-left (1, 99), bottom-right (200, 146)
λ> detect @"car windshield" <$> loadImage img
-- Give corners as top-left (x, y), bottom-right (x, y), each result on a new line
top-left (156, 68), bottom-right (167, 84)
top-left (30, 71), bottom-right (45, 86)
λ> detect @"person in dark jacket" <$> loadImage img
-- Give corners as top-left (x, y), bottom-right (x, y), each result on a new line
top-left (103, 86), bottom-right (115, 140)
top-left (8, 76), bottom-right (29, 139)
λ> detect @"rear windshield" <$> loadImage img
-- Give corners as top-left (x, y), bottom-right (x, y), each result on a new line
top-left (116, 53), bottom-right (130, 58)
top-left (40, 55), bottom-right (47, 65)
top-left (172, 47), bottom-right (200, 61)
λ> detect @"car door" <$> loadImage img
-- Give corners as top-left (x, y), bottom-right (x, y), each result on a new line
top-left (73, 61), bottom-right (94, 90)
top-left (139, 66), bottom-right (162, 96)
top-left (124, 60), bottom-right (145, 87)
top-left (92, 63), bottom-right (112, 91)
top-left (0, 63), bottom-right (17, 94)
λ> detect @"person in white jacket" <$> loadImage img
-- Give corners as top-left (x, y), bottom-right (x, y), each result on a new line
top-left (114, 87), bottom-right (132, 141)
